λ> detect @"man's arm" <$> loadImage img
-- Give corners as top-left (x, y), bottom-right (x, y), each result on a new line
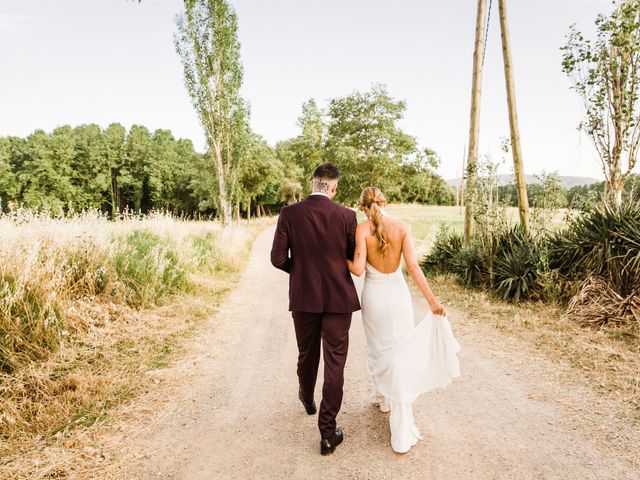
top-left (346, 210), bottom-right (357, 261)
top-left (270, 209), bottom-right (291, 273)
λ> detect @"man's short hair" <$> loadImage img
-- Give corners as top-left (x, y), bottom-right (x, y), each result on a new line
top-left (313, 163), bottom-right (341, 180)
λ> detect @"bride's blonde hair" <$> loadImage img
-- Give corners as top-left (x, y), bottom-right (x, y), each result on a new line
top-left (359, 187), bottom-right (388, 257)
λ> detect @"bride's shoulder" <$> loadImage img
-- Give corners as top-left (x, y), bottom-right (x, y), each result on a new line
top-left (396, 219), bottom-right (412, 236)
top-left (356, 220), bottom-right (371, 232)
top-left (384, 214), bottom-right (410, 230)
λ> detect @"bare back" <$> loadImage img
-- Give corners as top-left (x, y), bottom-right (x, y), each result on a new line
top-left (360, 215), bottom-right (409, 273)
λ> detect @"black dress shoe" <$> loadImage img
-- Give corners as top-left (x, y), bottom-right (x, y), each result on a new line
top-left (298, 387), bottom-right (317, 415)
top-left (320, 427), bottom-right (344, 455)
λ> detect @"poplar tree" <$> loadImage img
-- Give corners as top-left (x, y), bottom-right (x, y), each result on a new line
top-left (174, 0), bottom-right (247, 225)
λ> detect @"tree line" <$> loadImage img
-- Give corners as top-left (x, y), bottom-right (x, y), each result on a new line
top-left (0, 86), bottom-right (455, 217)
top-left (0, 124), bottom-right (200, 215)
top-left (495, 172), bottom-right (640, 210)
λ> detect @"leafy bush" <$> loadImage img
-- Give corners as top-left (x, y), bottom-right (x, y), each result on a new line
top-left (423, 199), bottom-right (640, 332)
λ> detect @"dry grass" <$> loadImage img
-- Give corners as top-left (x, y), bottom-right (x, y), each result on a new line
top-left (0, 210), bottom-right (272, 478)
top-left (565, 276), bottom-right (640, 335)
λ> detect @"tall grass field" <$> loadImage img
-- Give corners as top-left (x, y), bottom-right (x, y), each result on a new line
top-left (0, 210), bottom-right (269, 474)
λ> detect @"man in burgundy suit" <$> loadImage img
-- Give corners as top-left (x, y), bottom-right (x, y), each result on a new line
top-left (270, 163), bottom-right (360, 456)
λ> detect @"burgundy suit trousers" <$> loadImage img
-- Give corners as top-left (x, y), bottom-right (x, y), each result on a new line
top-left (292, 311), bottom-right (352, 439)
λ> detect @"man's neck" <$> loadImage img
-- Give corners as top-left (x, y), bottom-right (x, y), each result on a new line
top-left (310, 191), bottom-right (330, 198)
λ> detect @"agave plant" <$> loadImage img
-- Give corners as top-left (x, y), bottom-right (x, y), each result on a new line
top-left (548, 199), bottom-right (640, 296)
top-left (490, 225), bottom-right (540, 302)
top-left (450, 243), bottom-right (488, 287)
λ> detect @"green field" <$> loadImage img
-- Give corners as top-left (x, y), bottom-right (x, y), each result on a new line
top-left (385, 205), bottom-right (464, 255)
top-left (373, 204), bottom-right (567, 256)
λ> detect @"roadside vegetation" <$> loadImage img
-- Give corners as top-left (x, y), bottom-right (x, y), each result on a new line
top-left (0, 210), bottom-right (270, 475)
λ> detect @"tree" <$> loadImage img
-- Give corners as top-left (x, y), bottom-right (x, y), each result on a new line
top-left (144, 129), bottom-right (181, 210)
top-left (274, 139), bottom-right (304, 204)
top-left (19, 128), bottom-right (75, 212)
top-left (326, 84), bottom-right (419, 204)
top-left (104, 123), bottom-right (127, 216)
top-left (174, 0), bottom-right (248, 225)
top-left (72, 124), bottom-right (108, 210)
top-left (272, 99), bottom-right (327, 198)
top-left (1, 125), bottom-right (203, 215)
top-left (274, 90), bottom-right (453, 207)
top-left (396, 154), bottom-right (456, 205)
top-left (122, 124), bottom-right (151, 211)
top-left (236, 134), bottom-right (282, 219)
top-left (562, 0), bottom-right (640, 204)
top-left (0, 137), bottom-right (20, 210)
top-left (529, 171), bottom-right (567, 210)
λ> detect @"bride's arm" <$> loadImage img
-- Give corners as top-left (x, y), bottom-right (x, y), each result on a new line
top-left (402, 224), bottom-right (447, 316)
top-left (347, 223), bottom-right (367, 276)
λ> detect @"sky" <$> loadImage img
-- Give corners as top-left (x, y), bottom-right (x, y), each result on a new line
top-left (0, 0), bottom-right (621, 181)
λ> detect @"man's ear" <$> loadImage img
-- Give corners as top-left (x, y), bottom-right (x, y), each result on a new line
top-left (331, 182), bottom-right (338, 194)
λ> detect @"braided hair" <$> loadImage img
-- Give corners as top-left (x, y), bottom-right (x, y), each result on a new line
top-left (359, 187), bottom-right (388, 257)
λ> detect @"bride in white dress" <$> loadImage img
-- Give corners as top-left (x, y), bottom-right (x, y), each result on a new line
top-left (348, 187), bottom-right (460, 454)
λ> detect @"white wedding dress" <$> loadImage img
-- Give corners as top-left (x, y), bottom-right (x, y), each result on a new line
top-left (361, 262), bottom-right (461, 453)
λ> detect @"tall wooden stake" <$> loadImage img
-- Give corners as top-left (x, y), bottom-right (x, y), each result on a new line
top-left (460, 145), bottom-right (466, 214)
top-left (498, 0), bottom-right (529, 231)
top-left (464, 0), bottom-right (489, 245)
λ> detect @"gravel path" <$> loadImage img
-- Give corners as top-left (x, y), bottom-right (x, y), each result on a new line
top-left (125, 226), bottom-right (639, 480)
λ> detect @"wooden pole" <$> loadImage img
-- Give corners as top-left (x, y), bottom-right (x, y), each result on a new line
top-left (464, 0), bottom-right (489, 245)
top-left (498, 0), bottom-right (529, 232)
top-left (460, 145), bottom-right (466, 214)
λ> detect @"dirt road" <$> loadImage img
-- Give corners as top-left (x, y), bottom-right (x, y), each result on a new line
top-left (122, 226), bottom-right (639, 479)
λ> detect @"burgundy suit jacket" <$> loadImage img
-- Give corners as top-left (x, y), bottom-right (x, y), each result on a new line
top-left (270, 194), bottom-right (361, 313)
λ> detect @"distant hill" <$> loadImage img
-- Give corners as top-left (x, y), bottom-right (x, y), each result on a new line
top-left (446, 175), bottom-right (600, 189)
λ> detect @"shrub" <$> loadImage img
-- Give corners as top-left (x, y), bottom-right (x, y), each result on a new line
top-left (450, 243), bottom-right (488, 288)
top-left (491, 226), bottom-right (540, 302)
top-left (188, 231), bottom-right (222, 272)
top-left (423, 223), bottom-right (543, 302)
top-left (421, 226), bottom-right (463, 274)
top-left (548, 199), bottom-right (640, 296)
top-left (113, 230), bottom-right (187, 307)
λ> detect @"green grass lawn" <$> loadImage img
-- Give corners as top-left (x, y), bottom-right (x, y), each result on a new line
top-left (369, 204), bottom-right (568, 256)
top-left (385, 205), bottom-right (465, 255)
